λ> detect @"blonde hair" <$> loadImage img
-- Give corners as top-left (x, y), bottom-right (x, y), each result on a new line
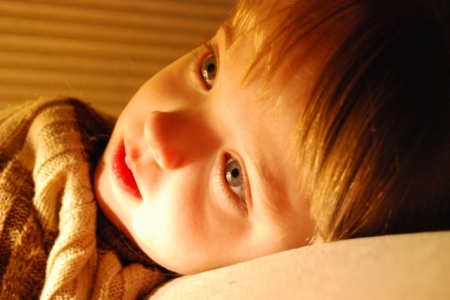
top-left (229, 0), bottom-right (450, 242)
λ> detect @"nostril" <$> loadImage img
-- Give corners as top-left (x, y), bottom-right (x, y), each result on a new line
top-left (144, 111), bottom-right (182, 169)
top-left (152, 149), bottom-right (162, 165)
top-left (143, 109), bottom-right (216, 169)
top-left (144, 111), bottom-right (168, 150)
top-left (144, 111), bottom-right (159, 144)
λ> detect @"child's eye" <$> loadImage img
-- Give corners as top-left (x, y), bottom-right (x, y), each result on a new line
top-left (224, 157), bottom-right (247, 211)
top-left (200, 54), bottom-right (217, 88)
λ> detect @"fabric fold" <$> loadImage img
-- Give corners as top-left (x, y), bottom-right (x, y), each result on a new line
top-left (0, 98), bottom-right (167, 299)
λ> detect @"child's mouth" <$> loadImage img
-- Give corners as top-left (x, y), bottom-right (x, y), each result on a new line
top-left (111, 140), bottom-right (142, 200)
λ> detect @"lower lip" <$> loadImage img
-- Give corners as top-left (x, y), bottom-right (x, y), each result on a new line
top-left (111, 141), bottom-right (142, 200)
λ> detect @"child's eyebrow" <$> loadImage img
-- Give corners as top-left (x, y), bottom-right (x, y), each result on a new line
top-left (251, 150), bottom-right (286, 223)
top-left (222, 22), bottom-right (235, 50)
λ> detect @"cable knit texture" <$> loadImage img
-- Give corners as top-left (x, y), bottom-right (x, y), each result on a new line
top-left (0, 98), bottom-right (167, 299)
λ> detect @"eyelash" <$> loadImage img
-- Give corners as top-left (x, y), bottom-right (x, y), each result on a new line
top-left (192, 40), bottom-right (217, 89)
top-left (216, 153), bottom-right (249, 215)
top-left (193, 43), bottom-right (248, 213)
top-left (204, 40), bottom-right (215, 59)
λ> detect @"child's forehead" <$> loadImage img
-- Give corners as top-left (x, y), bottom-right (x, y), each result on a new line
top-left (222, 1), bottom-right (356, 90)
top-left (226, 0), bottom-right (360, 84)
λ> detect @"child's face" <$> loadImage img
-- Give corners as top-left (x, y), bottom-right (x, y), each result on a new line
top-left (94, 22), bottom-right (325, 274)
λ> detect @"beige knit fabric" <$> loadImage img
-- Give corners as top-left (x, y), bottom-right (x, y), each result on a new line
top-left (0, 98), bottom-right (167, 299)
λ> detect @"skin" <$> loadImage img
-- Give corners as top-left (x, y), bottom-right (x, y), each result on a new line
top-left (94, 20), bottom-right (327, 274)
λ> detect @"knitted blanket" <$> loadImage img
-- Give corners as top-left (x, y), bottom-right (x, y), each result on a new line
top-left (0, 98), bottom-right (167, 299)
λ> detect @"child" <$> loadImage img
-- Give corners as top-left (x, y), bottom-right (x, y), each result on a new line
top-left (1, 0), bottom-right (450, 298)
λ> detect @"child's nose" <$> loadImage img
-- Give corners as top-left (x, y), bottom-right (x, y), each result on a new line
top-left (144, 110), bottom-right (218, 169)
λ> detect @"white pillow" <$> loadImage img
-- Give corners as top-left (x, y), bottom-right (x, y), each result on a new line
top-left (150, 231), bottom-right (450, 300)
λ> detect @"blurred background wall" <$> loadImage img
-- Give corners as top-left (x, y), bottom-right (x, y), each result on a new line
top-left (0, 0), bottom-right (234, 116)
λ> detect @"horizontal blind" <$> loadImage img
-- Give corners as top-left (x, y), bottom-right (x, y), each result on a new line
top-left (0, 0), bottom-right (234, 116)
